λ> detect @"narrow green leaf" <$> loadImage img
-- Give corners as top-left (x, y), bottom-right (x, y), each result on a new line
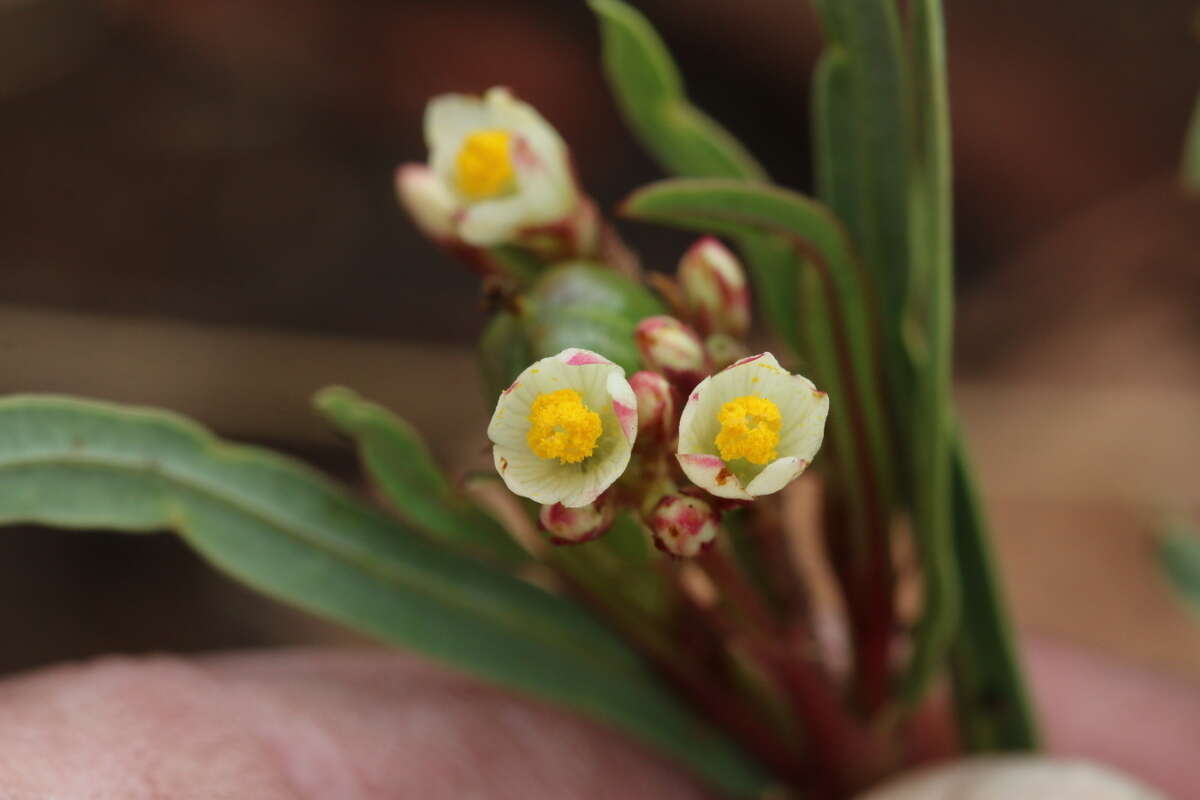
top-left (0, 394), bottom-right (775, 797)
top-left (895, 0), bottom-right (961, 710)
top-left (947, 434), bottom-right (1039, 750)
top-left (314, 386), bottom-right (529, 567)
top-left (1159, 518), bottom-right (1200, 612)
top-left (811, 0), bottom-right (912, 349)
top-left (589, 0), bottom-right (766, 181)
top-left (1182, 91), bottom-right (1200, 192)
top-left (589, 0), bottom-right (808, 350)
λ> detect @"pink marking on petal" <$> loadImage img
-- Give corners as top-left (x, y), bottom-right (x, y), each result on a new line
top-left (565, 351), bottom-right (611, 366)
top-left (512, 136), bottom-right (541, 169)
top-left (681, 453), bottom-right (723, 469)
top-left (732, 353), bottom-right (765, 367)
top-left (613, 399), bottom-right (637, 441)
top-left (502, 380), bottom-right (521, 394)
top-left (690, 391), bottom-right (700, 401)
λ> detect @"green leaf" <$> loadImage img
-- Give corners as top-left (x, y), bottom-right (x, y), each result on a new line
top-left (0, 394), bottom-right (775, 797)
top-left (947, 434), bottom-right (1039, 751)
top-left (894, 0), bottom-right (961, 711)
top-left (1159, 518), bottom-right (1200, 612)
top-left (313, 386), bottom-right (529, 567)
top-left (1182, 91), bottom-right (1200, 192)
top-left (589, 0), bottom-right (766, 181)
top-left (589, 0), bottom-right (808, 349)
top-left (811, 0), bottom-right (912, 337)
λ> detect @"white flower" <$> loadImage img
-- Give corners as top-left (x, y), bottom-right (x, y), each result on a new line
top-left (676, 352), bottom-right (828, 500)
top-left (423, 87), bottom-right (576, 246)
top-left (859, 756), bottom-right (1163, 800)
top-left (488, 348), bottom-right (637, 508)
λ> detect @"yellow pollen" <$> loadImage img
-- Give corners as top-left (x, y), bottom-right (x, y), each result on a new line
top-left (454, 129), bottom-right (516, 200)
top-left (527, 389), bottom-right (603, 464)
top-left (715, 395), bottom-right (781, 465)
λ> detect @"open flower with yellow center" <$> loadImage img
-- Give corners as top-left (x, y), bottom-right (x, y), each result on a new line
top-left (419, 87), bottom-right (576, 246)
top-left (677, 353), bottom-right (829, 500)
top-left (488, 348), bottom-right (638, 507)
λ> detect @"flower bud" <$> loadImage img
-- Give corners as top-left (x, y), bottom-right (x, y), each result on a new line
top-left (539, 494), bottom-right (615, 544)
top-left (705, 333), bottom-right (747, 371)
top-left (634, 316), bottom-right (708, 386)
top-left (677, 237), bottom-right (750, 338)
top-left (394, 164), bottom-right (458, 241)
top-left (649, 494), bottom-right (719, 558)
top-left (629, 370), bottom-right (676, 445)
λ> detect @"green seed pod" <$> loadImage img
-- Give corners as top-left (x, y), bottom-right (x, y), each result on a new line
top-left (522, 261), bottom-right (665, 375)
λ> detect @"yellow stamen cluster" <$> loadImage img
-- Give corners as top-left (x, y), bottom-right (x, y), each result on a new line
top-left (527, 389), bottom-right (603, 464)
top-left (714, 395), bottom-right (781, 465)
top-left (454, 129), bottom-right (516, 200)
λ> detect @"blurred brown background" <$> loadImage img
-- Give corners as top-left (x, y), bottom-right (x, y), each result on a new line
top-left (1, 0), bottom-right (1198, 685)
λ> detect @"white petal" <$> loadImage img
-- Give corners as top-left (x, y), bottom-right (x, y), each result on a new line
top-left (745, 456), bottom-right (806, 496)
top-left (859, 757), bottom-right (1164, 800)
top-left (777, 383), bottom-right (829, 464)
top-left (606, 370), bottom-right (638, 445)
top-left (676, 375), bottom-right (716, 454)
top-left (676, 453), bottom-right (752, 500)
top-left (487, 87), bottom-right (571, 186)
top-left (425, 93), bottom-right (493, 179)
top-left (457, 194), bottom-right (534, 245)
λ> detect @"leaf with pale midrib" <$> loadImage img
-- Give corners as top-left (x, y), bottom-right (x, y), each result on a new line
top-left (0, 394), bottom-right (774, 798)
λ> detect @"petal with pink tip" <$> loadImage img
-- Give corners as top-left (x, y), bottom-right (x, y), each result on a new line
top-left (676, 453), bottom-right (752, 501)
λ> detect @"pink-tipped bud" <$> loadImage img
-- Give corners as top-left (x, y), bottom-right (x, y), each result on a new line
top-left (649, 494), bottom-right (719, 558)
top-left (635, 316), bottom-right (708, 387)
top-left (678, 237), bottom-right (750, 338)
top-left (705, 333), bottom-right (748, 370)
top-left (394, 164), bottom-right (458, 241)
top-left (629, 370), bottom-right (676, 445)
top-left (539, 496), bottom-right (614, 545)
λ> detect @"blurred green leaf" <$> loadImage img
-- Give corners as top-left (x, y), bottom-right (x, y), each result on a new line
top-left (947, 435), bottom-right (1040, 750)
top-left (1159, 518), bottom-right (1200, 612)
top-left (588, 0), bottom-right (805, 344)
top-left (314, 386), bottom-right (528, 567)
top-left (0, 394), bottom-right (774, 797)
top-left (894, 0), bottom-right (961, 712)
top-left (811, 0), bottom-right (911, 343)
top-left (1183, 91), bottom-right (1200, 191)
top-left (590, 0), bottom-right (766, 182)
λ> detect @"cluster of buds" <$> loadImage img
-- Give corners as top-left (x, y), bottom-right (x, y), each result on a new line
top-left (400, 87), bottom-right (829, 557)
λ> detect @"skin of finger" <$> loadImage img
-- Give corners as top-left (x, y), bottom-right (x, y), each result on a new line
top-left (1025, 638), bottom-right (1200, 800)
top-left (0, 649), bottom-right (709, 800)
top-left (1, 639), bottom-right (1198, 799)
